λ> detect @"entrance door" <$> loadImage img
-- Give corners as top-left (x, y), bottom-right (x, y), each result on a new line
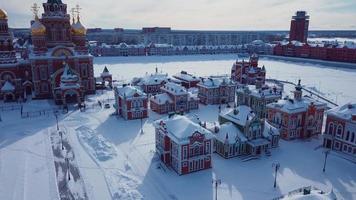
top-left (65, 93), bottom-right (78, 104)
top-left (4, 93), bottom-right (15, 102)
top-left (256, 146), bottom-right (261, 155)
top-left (25, 86), bottom-right (32, 95)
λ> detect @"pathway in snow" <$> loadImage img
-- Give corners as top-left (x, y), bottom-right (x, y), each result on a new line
top-left (0, 117), bottom-right (59, 200)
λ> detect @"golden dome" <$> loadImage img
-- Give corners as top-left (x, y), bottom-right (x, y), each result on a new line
top-left (31, 16), bottom-right (46, 36)
top-left (72, 17), bottom-right (86, 36)
top-left (0, 8), bottom-right (8, 20)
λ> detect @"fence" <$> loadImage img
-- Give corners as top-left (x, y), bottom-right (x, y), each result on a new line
top-left (0, 104), bottom-right (22, 111)
top-left (21, 108), bottom-right (62, 119)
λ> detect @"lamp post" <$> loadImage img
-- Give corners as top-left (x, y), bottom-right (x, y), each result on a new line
top-left (140, 117), bottom-right (144, 134)
top-left (323, 150), bottom-right (330, 173)
top-left (212, 179), bottom-right (221, 200)
top-left (59, 131), bottom-right (64, 150)
top-left (54, 111), bottom-right (59, 131)
top-left (272, 162), bottom-right (280, 188)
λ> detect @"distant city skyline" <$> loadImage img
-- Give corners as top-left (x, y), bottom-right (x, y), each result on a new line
top-left (2, 0), bottom-right (356, 30)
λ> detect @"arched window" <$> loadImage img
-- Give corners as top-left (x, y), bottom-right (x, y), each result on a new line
top-left (351, 132), bottom-right (355, 143)
top-left (328, 123), bottom-right (334, 135)
top-left (346, 131), bottom-right (350, 141)
top-left (336, 125), bottom-right (343, 138)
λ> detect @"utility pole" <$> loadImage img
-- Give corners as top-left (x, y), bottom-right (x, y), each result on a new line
top-left (323, 150), bottom-right (330, 173)
top-left (212, 179), bottom-right (221, 200)
top-left (272, 162), bottom-right (280, 188)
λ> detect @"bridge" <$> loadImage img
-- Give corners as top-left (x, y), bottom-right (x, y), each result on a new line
top-left (266, 78), bottom-right (338, 107)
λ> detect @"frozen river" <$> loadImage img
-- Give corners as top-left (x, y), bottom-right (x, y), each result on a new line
top-left (93, 54), bottom-right (356, 105)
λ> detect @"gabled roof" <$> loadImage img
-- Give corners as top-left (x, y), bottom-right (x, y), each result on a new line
top-left (116, 85), bottom-right (146, 98)
top-left (155, 115), bottom-right (212, 143)
top-left (220, 105), bottom-right (256, 127)
top-left (327, 103), bottom-right (356, 121)
top-left (1, 81), bottom-right (15, 92)
top-left (214, 122), bottom-right (247, 144)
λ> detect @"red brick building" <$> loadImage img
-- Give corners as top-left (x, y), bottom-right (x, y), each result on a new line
top-left (114, 85), bottom-right (148, 120)
top-left (150, 82), bottom-right (199, 114)
top-left (323, 103), bottom-right (356, 158)
top-left (289, 11), bottom-right (309, 43)
top-left (197, 76), bottom-right (235, 105)
top-left (266, 80), bottom-right (327, 140)
top-left (132, 68), bottom-right (169, 95)
top-left (154, 115), bottom-right (212, 175)
top-left (29, 0), bottom-right (95, 104)
top-left (231, 53), bottom-right (266, 85)
top-left (1, 1), bottom-right (96, 104)
top-left (0, 9), bottom-right (32, 102)
top-left (173, 71), bottom-right (200, 89)
top-left (274, 11), bottom-right (356, 63)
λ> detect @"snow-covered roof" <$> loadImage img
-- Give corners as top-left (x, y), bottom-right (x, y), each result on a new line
top-left (237, 84), bottom-right (283, 99)
top-left (155, 115), bottom-right (212, 143)
top-left (61, 63), bottom-right (79, 83)
top-left (214, 122), bottom-right (247, 144)
top-left (198, 76), bottom-right (234, 88)
top-left (1, 81), bottom-right (15, 92)
top-left (327, 103), bottom-right (356, 121)
top-left (263, 121), bottom-right (280, 138)
top-left (220, 105), bottom-right (256, 127)
top-left (116, 85), bottom-right (146, 98)
top-left (173, 71), bottom-right (199, 82)
top-left (136, 71), bottom-right (169, 86)
top-left (161, 82), bottom-right (187, 95)
top-left (267, 96), bottom-right (327, 114)
top-left (151, 93), bottom-right (173, 104)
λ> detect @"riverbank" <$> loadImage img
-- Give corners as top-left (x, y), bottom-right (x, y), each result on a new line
top-left (263, 55), bottom-right (356, 70)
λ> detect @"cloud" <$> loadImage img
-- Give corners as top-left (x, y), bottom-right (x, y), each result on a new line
top-left (2, 0), bottom-right (356, 30)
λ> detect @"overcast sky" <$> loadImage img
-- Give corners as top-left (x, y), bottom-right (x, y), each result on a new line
top-left (2, 0), bottom-right (356, 30)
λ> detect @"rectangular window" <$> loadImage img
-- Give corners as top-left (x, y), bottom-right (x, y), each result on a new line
top-left (40, 67), bottom-right (47, 80)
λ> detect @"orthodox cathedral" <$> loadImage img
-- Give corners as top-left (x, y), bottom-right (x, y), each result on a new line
top-left (0, 0), bottom-right (95, 104)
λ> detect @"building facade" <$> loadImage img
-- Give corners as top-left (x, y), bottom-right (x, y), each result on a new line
top-left (132, 68), bottom-right (169, 95)
top-left (173, 71), bottom-right (200, 89)
top-left (29, 0), bottom-right (95, 105)
top-left (289, 11), bottom-right (309, 43)
top-left (236, 83), bottom-right (283, 118)
top-left (150, 82), bottom-right (199, 114)
top-left (155, 115), bottom-right (212, 175)
top-left (274, 11), bottom-right (356, 63)
top-left (197, 76), bottom-right (235, 105)
top-left (217, 106), bottom-right (280, 158)
top-left (114, 85), bottom-right (148, 120)
top-left (0, 9), bottom-right (32, 102)
top-left (323, 103), bottom-right (356, 158)
top-left (266, 80), bottom-right (327, 140)
top-left (231, 54), bottom-right (266, 85)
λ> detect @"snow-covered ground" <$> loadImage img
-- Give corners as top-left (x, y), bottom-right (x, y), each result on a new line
top-left (1, 55), bottom-right (356, 200)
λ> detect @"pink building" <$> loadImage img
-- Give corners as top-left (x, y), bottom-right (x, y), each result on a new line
top-left (266, 80), bottom-right (327, 140)
top-left (173, 71), bottom-right (200, 89)
top-left (150, 82), bottom-right (199, 114)
top-left (231, 53), bottom-right (266, 85)
top-left (155, 115), bottom-right (213, 175)
top-left (114, 85), bottom-right (148, 120)
top-left (323, 103), bottom-right (356, 158)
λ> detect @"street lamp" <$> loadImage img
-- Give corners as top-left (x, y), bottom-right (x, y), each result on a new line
top-left (212, 179), bottom-right (221, 200)
top-left (140, 117), bottom-right (144, 134)
top-left (323, 150), bottom-right (331, 173)
top-left (272, 162), bottom-right (280, 188)
top-left (59, 131), bottom-right (64, 150)
top-left (54, 111), bottom-right (59, 131)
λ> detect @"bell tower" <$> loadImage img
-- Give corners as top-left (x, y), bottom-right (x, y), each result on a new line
top-left (41, 0), bottom-right (73, 47)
